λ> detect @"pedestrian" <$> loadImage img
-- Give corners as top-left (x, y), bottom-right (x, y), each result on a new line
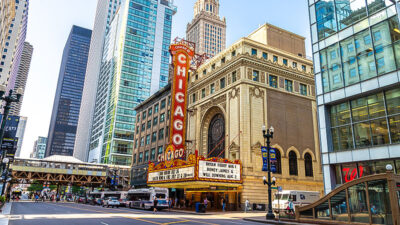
top-left (203, 198), bottom-right (208, 213)
top-left (175, 197), bottom-right (178, 208)
top-left (153, 197), bottom-right (158, 214)
top-left (168, 198), bottom-right (172, 211)
top-left (222, 198), bottom-right (226, 212)
top-left (245, 199), bottom-right (250, 213)
top-left (287, 199), bottom-right (294, 214)
top-left (34, 194), bottom-right (39, 203)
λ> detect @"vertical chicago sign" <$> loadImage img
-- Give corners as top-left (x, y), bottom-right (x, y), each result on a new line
top-left (164, 42), bottom-right (194, 163)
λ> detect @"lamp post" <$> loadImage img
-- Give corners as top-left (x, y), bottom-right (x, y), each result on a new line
top-left (0, 86), bottom-right (23, 160)
top-left (262, 125), bottom-right (275, 220)
top-left (1, 157), bottom-right (11, 196)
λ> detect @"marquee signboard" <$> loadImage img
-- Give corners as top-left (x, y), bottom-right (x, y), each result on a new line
top-left (198, 160), bottom-right (241, 181)
top-left (148, 166), bottom-right (195, 182)
top-left (166, 42), bottom-right (194, 161)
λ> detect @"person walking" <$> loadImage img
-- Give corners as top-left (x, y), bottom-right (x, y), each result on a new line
top-left (245, 199), bottom-right (250, 213)
top-left (34, 194), bottom-right (39, 203)
top-left (222, 198), bottom-right (226, 212)
top-left (168, 198), bottom-right (172, 211)
top-left (203, 198), bottom-right (208, 213)
top-left (153, 197), bottom-right (158, 214)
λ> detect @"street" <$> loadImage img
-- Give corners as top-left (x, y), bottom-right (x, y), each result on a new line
top-left (5, 202), bottom-right (268, 225)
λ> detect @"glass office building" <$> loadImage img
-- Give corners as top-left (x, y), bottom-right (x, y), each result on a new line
top-left (88, 0), bottom-right (176, 165)
top-left (46, 25), bottom-right (92, 157)
top-left (308, 0), bottom-right (400, 193)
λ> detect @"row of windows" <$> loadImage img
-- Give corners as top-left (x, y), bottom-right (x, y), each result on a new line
top-left (137, 96), bottom-right (171, 122)
top-left (251, 48), bottom-right (308, 71)
top-left (330, 87), bottom-right (400, 152)
top-left (133, 146), bottom-right (164, 164)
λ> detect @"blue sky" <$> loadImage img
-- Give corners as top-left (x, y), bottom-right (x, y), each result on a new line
top-left (20, 0), bottom-right (311, 158)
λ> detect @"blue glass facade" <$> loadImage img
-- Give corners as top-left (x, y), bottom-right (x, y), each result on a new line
top-left (46, 25), bottom-right (92, 157)
top-left (88, 0), bottom-right (176, 166)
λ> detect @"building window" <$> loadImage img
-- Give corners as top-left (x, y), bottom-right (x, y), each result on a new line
top-left (141, 123), bottom-right (145, 132)
top-left (292, 62), bottom-right (297, 68)
top-left (145, 151), bottom-right (149, 161)
top-left (212, 64), bottom-right (215, 70)
top-left (158, 146), bottom-right (163, 156)
top-left (151, 148), bottom-right (156, 160)
top-left (140, 137), bottom-right (144, 147)
top-left (283, 58), bottom-right (288, 66)
top-left (232, 50), bottom-right (236, 57)
top-left (154, 104), bottom-right (159, 113)
top-left (273, 55), bottom-right (278, 62)
top-left (137, 115), bottom-right (140, 122)
top-left (262, 52), bottom-right (268, 59)
top-left (146, 135), bottom-right (150, 145)
top-left (220, 78), bottom-right (226, 89)
top-left (148, 108), bottom-right (152, 116)
top-left (139, 152), bottom-right (143, 162)
top-left (160, 113), bottom-right (165, 122)
top-left (275, 150), bottom-right (282, 174)
top-left (136, 126), bottom-right (139, 133)
top-left (161, 99), bottom-right (166, 109)
top-left (142, 111), bottom-right (146, 120)
top-left (253, 70), bottom-right (259, 82)
top-left (147, 121), bottom-right (151, 129)
top-left (152, 132), bottom-right (157, 143)
top-left (210, 83), bottom-right (215, 94)
top-left (133, 154), bottom-right (136, 164)
top-left (300, 84), bottom-right (307, 96)
top-left (302, 65), bottom-right (306, 72)
top-left (285, 79), bottom-right (293, 92)
top-left (203, 70), bottom-right (206, 75)
top-left (153, 117), bottom-right (158, 126)
top-left (135, 139), bottom-right (138, 148)
top-left (158, 128), bottom-right (164, 139)
top-left (232, 71), bottom-right (237, 83)
top-left (289, 151), bottom-right (298, 175)
top-left (168, 96), bottom-right (171, 106)
top-left (269, 75), bottom-right (277, 88)
top-left (221, 57), bottom-right (225, 63)
top-left (202, 88), bottom-right (206, 98)
top-left (304, 153), bottom-right (313, 177)
top-left (192, 93), bottom-right (196, 103)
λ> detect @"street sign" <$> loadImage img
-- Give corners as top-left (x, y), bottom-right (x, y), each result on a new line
top-left (278, 186), bottom-right (282, 192)
top-left (271, 187), bottom-right (278, 190)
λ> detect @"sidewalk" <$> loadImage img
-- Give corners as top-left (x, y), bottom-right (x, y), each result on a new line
top-left (0, 202), bottom-right (12, 225)
top-left (169, 208), bottom-right (267, 216)
top-left (243, 216), bottom-right (318, 225)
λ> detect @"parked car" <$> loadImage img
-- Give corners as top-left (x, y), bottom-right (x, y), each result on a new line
top-left (119, 198), bottom-right (128, 207)
top-left (78, 196), bottom-right (87, 204)
top-left (102, 197), bottom-right (120, 208)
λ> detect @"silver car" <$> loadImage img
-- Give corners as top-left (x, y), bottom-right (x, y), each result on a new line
top-left (102, 197), bottom-right (120, 208)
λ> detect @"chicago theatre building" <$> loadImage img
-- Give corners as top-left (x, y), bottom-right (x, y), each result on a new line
top-left (184, 24), bottom-right (324, 207)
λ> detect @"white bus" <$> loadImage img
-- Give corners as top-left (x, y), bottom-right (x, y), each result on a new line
top-left (87, 191), bottom-right (102, 205)
top-left (273, 190), bottom-right (320, 212)
top-left (127, 187), bottom-right (169, 210)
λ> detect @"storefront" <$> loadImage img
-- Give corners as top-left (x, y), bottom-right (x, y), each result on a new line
top-left (147, 154), bottom-right (243, 211)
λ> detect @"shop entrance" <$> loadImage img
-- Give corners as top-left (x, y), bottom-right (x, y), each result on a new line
top-left (186, 190), bottom-right (240, 211)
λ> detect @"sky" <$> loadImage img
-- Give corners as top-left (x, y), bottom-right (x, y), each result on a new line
top-left (20, 0), bottom-right (312, 158)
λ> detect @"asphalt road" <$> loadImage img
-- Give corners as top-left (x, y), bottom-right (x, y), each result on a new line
top-left (8, 202), bottom-right (268, 225)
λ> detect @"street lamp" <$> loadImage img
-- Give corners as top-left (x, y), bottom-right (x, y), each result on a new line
top-left (262, 125), bottom-right (275, 220)
top-left (0, 85), bottom-right (23, 161)
top-left (1, 157), bottom-right (11, 196)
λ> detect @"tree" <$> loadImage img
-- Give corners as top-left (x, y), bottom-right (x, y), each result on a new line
top-left (27, 181), bottom-right (43, 192)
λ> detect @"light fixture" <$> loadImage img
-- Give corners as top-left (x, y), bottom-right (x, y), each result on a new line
top-left (270, 126), bottom-right (274, 133)
top-left (263, 176), bottom-right (267, 182)
top-left (262, 125), bottom-right (266, 132)
top-left (2, 158), bottom-right (9, 164)
top-left (386, 164), bottom-right (393, 171)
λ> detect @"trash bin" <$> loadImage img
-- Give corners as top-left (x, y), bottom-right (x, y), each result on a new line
top-left (195, 202), bottom-right (201, 213)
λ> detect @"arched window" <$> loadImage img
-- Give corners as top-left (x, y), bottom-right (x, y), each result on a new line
top-left (275, 150), bottom-right (282, 174)
top-left (289, 151), bottom-right (298, 175)
top-left (210, 5), bottom-right (213, 12)
top-left (206, 4), bottom-right (209, 11)
top-left (304, 153), bottom-right (313, 177)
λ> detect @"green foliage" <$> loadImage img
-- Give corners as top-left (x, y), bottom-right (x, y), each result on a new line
top-left (27, 181), bottom-right (43, 192)
top-left (0, 196), bottom-right (5, 203)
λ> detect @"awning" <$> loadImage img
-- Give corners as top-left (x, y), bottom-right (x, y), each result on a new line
top-left (148, 181), bottom-right (242, 189)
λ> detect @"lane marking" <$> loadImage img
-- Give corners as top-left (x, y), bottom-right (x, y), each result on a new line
top-left (100, 222), bottom-right (109, 225)
top-left (162, 219), bottom-right (191, 225)
top-left (123, 216), bottom-right (163, 225)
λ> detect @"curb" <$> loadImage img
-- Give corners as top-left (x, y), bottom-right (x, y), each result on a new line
top-left (243, 217), bottom-right (315, 225)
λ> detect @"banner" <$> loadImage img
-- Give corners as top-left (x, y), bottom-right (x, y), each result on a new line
top-left (261, 146), bottom-right (269, 172)
top-left (166, 43), bottom-right (194, 162)
top-left (4, 115), bottom-right (20, 141)
top-left (261, 147), bottom-right (277, 172)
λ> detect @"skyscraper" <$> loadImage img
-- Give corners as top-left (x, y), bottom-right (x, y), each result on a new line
top-left (308, 0), bottom-right (400, 193)
top-left (45, 26), bottom-right (92, 157)
top-left (15, 116), bottom-right (27, 158)
top-left (10, 42), bottom-right (33, 115)
top-left (31, 136), bottom-right (47, 159)
top-left (87, 0), bottom-right (176, 165)
top-left (0, 0), bottom-right (29, 92)
top-left (74, 0), bottom-right (121, 162)
top-left (186, 0), bottom-right (226, 57)
top-left (0, 0), bottom-right (15, 54)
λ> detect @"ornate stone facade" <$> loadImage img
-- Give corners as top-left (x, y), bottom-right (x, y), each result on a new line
top-left (187, 24), bottom-right (323, 207)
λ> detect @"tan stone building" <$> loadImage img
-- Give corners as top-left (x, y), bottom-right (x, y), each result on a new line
top-left (0, 0), bottom-right (15, 54)
top-left (186, 24), bottom-right (323, 207)
top-left (186, 0), bottom-right (226, 57)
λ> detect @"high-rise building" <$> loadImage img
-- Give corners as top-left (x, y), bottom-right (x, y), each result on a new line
top-left (186, 0), bottom-right (226, 57)
top-left (0, 0), bottom-right (15, 54)
top-left (32, 136), bottom-right (47, 159)
top-left (15, 116), bottom-right (27, 157)
top-left (45, 26), bottom-right (92, 157)
top-left (74, 0), bottom-right (121, 162)
top-left (10, 42), bottom-right (33, 115)
top-left (87, 0), bottom-right (176, 165)
top-left (308, 0), bottom-right (400, 194)
top-left (0, 0), bottom-right (29, 92)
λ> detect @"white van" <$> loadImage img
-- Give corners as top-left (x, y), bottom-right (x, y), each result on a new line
top-left (272, 190), bottom-right (320, 212)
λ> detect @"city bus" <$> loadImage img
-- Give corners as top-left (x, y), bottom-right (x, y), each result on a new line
top-left (87, 191), bottom-right (102, 205)
top-left (127, 187), bottom-right (169, 210)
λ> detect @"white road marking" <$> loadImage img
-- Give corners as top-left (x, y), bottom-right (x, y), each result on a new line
top-left (100, 222), bottom-right (108, 225)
